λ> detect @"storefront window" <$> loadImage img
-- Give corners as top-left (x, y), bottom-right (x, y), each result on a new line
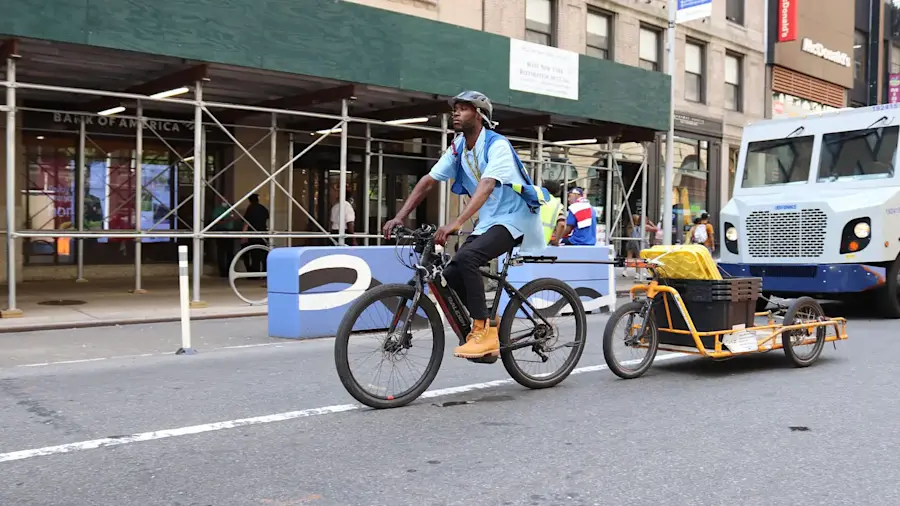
top-left (24, 141), bottom-right (77, 265)
top-left (660, 136), bottom-right (709, 243)
top-left (741, 136), bottom-right (814, 188)
top-left (23, 136), bottom-right (190, 266)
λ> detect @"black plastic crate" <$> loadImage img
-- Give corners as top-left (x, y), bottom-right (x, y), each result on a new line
top-left (659, 277), bottom-right (762, 303)
top-left (650, 293), bottom-right (757, 350)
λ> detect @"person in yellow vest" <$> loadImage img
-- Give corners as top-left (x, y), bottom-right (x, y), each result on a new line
top-left (540, 180), bottom-right (566, 245)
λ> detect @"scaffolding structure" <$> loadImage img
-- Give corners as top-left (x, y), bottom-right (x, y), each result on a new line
top-left (1, 53), bottom-right (649, 315)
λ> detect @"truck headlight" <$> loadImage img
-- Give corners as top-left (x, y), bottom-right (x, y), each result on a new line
top-left (725, 226), bottom-right (738, 242)
top-left (840, 217), bottom-right (872, 254)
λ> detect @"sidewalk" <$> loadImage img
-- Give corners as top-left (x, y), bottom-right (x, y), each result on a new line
top-left (0, 277), bottom-right (267, 333)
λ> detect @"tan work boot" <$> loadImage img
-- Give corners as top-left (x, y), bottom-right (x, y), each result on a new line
top-left (454, 319), bottom-right (500, 359)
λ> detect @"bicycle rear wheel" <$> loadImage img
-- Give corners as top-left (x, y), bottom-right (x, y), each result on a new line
top-left (334, 283), bottom-right (445, 409)
top-left (499, 278), bottom-right (587, 389)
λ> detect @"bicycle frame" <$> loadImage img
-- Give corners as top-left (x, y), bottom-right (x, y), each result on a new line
top-left (389, 244), bottom-right (567, 351)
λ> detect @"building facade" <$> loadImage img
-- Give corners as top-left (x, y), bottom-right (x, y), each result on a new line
top-left (0, 0), bottom-right (670, 307)
top-left (351, 0), bottom-right (768, 241)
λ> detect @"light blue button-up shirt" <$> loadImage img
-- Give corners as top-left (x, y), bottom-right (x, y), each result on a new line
top-left (428, 128), bottom-right (540, 247)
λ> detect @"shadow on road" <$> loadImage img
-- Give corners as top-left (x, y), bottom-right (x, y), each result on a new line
top-left (651, 353), bottom-right (843, 378)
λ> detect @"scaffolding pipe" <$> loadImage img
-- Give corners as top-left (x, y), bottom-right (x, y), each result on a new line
top-left (605, 138), bottom-right (614, 248)
top-left (377, 142), bottom-right (384, 246)
top-left (439, 114), bottom-right (448, 226)
top-left (662, 0), bottom-right (676, 245)
top-left (640, 142), bottom-right (649, 257)
top-left (76, 117), bottom-right (86, 282)
top-left (134, 101), bottom-right (144, 293)
top-left (363, 124), bottom-right (371, 245)
top-left (338, 99), bottom-right (348, 246)
top-left (191, 81), bottom-right (203, 304)
top-left (287, 133), bottom-right (294, 248)
top-left (269, 113), bottom-right (276, 248)
top-left (202, 124), bottom-right (338, 234)
top-left (4, 57), bottom-right (17, 313)
top-left (12, 231), bottom-right (386, 239)
top-left (535, 126), bottom-right (545, 184)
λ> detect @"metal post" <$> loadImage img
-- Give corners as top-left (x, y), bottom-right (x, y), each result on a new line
top-left (75, 117), bottom-right (87, 282)
top-left (535, 126), bottom-right (545, 184)
top-left (191, 81), bottom-right (205, 307)
top-left (287, 133), bottom-right (294, 247)
top-left (376, 142), bottom-right (384, 246)
top-left (363, 124), bottom-right (371, 245)
top-left (662, 0), bottom-right (677, 246)
top-left (132, 101), bottom-right (146, 293)
top-left (640, 143), bottom-right (649, 278)
top-left (439, 114), bottom-right (448, 226)
top-left (3, 57), bottom-right (21, 316)
top-left (268, 113), bottom-right (276, 248)
top-left (605, 138), bottom-right (613, 247)
top-left (338, 99), bottom-right (348, 246)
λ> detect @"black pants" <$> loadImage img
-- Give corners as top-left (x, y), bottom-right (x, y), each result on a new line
top-left (443, 225), bottom-right (516, 321)
top-left (242, 238), bottom-right (267, 272)
top-left (215, 238), bottom-right (235, 277)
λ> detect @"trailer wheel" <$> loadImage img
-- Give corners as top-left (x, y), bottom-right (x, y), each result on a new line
top-left (876, 257), bottom-right (900, 319)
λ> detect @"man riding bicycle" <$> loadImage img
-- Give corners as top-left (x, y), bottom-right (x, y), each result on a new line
top-left (383, 90), bottom-right (544, 360)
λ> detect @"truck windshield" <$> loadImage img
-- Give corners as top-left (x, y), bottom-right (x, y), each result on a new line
top-left (741, 135), bottom-right (815, 188)
top-left (817, 125), bottom-right (898, 182)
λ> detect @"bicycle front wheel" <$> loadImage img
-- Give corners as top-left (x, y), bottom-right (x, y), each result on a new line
top-left (334, 283), bottom-right (445, 409)
top-left (499, 278), bottom-right (587, 389)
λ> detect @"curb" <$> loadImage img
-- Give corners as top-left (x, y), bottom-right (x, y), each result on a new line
top-left (0, 310), bottom-right (268, 334)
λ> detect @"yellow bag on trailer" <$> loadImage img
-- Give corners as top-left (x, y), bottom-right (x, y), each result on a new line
top-left (639, 245), bottom-right (722, 280)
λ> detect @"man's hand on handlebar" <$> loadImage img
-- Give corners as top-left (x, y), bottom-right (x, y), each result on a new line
top-left (434, 223), bottom-right (460, 246)
top-left (382, 217), bottom-right (405, 239)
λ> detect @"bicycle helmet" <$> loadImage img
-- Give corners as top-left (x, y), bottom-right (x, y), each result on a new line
top-left (449, 90), bottom-right (498, 129)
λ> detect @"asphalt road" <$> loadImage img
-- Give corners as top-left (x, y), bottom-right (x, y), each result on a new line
top-left (0, 301), bottom-right (896, 506)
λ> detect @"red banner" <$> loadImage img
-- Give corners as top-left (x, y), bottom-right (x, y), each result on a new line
top-left (778, 0), bottom-right (797, 42)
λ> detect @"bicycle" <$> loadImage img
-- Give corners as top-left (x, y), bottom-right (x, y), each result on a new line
top-left (334, 223), bottom-right (590, 409)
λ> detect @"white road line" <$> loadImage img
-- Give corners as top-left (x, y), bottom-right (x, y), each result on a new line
top-left (0, 353), bottom-right (686, 464)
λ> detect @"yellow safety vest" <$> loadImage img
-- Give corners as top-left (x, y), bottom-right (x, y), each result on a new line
top-left (540, 196), bottom-right (563, 244)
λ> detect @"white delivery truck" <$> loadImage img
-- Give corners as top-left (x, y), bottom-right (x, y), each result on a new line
top-left (719, 103), bottom-right (900, 317)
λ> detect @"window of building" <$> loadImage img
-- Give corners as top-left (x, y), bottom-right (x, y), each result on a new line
top-left (818, 126), bottom-right (899, 182)
top-left (586, 9), bottom-right (612, 60)
top-left (526, 0), bottom-right (555, 46)
top-left (725, 52), bottom-right (742, 111)
top-left (891, 43), bottom-right (900, 74)
top-left (741, 136), bottom-right (815, 188)
top-left (726, 0), bottom-right (744, 25)
top-left (659, 135), bottom-right (711, 242)
top-left (727, 145), bottom-right (739, 202)
top-left (639, 26), bottom-right (660, 71)
top-left (854, 30), bottom-right (867, 81)
top-left (684, 40), bottom-right (705, 103)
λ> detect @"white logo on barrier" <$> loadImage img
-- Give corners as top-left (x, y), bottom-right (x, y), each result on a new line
top-left (297, 254), bottom-right (373, 311)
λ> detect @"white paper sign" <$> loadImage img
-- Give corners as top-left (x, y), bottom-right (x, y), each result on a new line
top-left (509, 39), bottom-right (579, 101)
top-left (723, 331), bottom-right (760, 353)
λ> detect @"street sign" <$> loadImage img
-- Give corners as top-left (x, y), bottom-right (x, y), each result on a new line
top-left (676, 0), bottom-right (712, 24)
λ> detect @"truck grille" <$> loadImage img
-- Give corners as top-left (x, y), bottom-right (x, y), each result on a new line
top-left (745, 209), bottom-right (827, 258)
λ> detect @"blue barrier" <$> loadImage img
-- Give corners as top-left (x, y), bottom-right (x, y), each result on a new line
top-left (267, 244), bottom-right (615, 339)
top-left (267, 246), bottom-right (424, 339)
top-left (497, 244), bottom-right (616, 317)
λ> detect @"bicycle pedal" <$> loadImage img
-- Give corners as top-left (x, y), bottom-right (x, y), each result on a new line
top-left (467, 355), bottom-right (499, 364)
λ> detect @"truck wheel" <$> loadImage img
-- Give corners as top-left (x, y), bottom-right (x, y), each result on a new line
top-left (877, 257), bottom-right (900, 319)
